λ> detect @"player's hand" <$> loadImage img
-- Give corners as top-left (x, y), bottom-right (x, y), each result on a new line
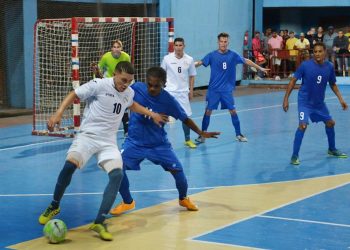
top-left (47, 115), bottom-right (61, 132)
top-left (341, 101), bottom-right (348, 110)
top-left (151, 112), bottom-right (169, 127)
top-left (201, 131), bottom-right (220, 139)
top-left (91, 62), bottom-right (98, 72)
top-left (283, 99), bottom-right (289, 112)
top-left (91, 63), bottom-right (103, 78)
top-left (261, 68), bottom-right (270, 76)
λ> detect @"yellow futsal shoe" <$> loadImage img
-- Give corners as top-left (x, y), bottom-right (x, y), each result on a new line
top-left (110, 200), bottom-right (136, 215)
top-left (328, 149), bottom-right (348, 158)
top-left (179, 197), bottom-right (199, 211)
top-left (38, 205), bottom-right (60, 225)
top-left (89, 223), bottom-right (113, 241)
top-left (185, 140), bottom-right (197, 148)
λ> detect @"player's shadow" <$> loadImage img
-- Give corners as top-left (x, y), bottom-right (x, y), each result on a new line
top-left (255, 156), bottom-right (338, 184)
top-left (14, 142), bottom-right (70, 158)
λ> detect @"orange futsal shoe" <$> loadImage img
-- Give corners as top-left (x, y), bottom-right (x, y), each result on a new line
top-left (110, 200), bottom-right (136, 215)
top-left (179, 197), bottom-right (198, 211)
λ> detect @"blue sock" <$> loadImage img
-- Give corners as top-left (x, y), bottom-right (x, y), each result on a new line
top-left (292, 128), bottom-right (305, 157)
top-left (201, 114), bottom-right (210, 131)
top-left (171, 171), bottom-right (188, 200)
top-left (119, 169), bottom-right (133, 204)
top-left (51, 161), bottom-right (76, 208)
top-left (230, 113), bottom-right (241, 136)
top-left (182, 122), bottom-right (191, 141)
top-left (94, 168), bottom-right (123, 224)
top-left (325, 126), bottom-right (336, 151)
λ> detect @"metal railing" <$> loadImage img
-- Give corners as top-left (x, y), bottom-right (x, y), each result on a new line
top-left (243, 49), bottom-right (350, 80)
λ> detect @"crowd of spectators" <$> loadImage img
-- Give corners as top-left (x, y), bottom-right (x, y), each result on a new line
top-left (248, 25), bottom-right (350, 80)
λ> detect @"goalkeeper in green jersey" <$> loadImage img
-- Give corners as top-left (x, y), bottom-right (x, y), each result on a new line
top-left (92, 39), bottom-right (131, 137)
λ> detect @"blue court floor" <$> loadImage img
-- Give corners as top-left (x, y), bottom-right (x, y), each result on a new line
top-left (1, 86), bottom-right (349, 249)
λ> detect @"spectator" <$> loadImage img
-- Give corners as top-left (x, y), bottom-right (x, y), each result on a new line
top-left (268, 30), bottom-right (283, 80)
top-left (344, 28), bottom-right (350, 41)
top-left (306, 27), bottom-right (316, 50)
top-left (262, 27), bottom-right (272, 54)
top-left (252, 31), bottom-right (267, 80)
top-left (314, 26), bottom-right (324, 44)
top-left (333, 30), bottom-right (349, 76)
top-left (279, 30), bottom-right (286, 49)
top-left (294, 33), bottom-right (310, 63)
top-left (285, 31), bottom-right (298, 77)
top-left (323, 26), bottom-right (337, 64)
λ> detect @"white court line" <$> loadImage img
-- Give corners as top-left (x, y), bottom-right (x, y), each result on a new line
top-left (0, 96), bottom-right (339, 152)
top-left (2, 172), bottom-right (350, 198)
top-left (0, 138), bottom-right (72, 152)
top-left (187, 239), bottom-right (267, 250)
top-left (188, 176), bottom-right (350, 241)
top-left (0, 186), bottom-right (213, 197)
top-left (258, 215), bottom-right (350, 228)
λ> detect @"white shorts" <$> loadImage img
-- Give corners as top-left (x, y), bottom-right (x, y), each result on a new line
top-left (67, 133), bottom-right (122, 170)
top-left (168, 91), bottom-right (192, 116)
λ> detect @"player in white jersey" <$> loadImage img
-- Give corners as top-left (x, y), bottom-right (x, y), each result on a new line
top-left (161, 37), bottom-right (197, 148)
top-left (38, 62), bottom-right (166, 241)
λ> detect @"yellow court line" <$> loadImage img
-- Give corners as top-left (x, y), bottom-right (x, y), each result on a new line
top-left (10, 173), bottom-right (350, 250)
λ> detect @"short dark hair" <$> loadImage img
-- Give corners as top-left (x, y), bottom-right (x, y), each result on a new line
top-left (313, 42), bottom-right (326, 51)
top-left (217, 32), bottom-right (229, 39)
top-left (146, 67), bottom-right (167, 85)
top-left (115, 61), bottom-right (135, 74)
top-left (174, 37), bottom-right (185, 43)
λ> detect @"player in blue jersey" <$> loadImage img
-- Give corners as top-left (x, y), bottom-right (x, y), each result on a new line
top-left (38, 62), bottom-right (166, 241)
top-left (195, 32), bottom-right (269, 143)
top-left (110, 67), bottom-right (220, 215)
top-left (283, 42), bottom-right (348, 165)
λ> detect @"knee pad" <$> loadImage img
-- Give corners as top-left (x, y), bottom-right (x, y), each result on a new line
top-left (66, 151), bottom-right (84, 168)
top-left (100, 159), bottom-right (123, 174)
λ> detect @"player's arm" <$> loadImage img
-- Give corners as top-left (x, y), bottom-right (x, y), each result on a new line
top-left (47, 90), bottom-right (77, 131)
top-left (189, 76), bottom-right (195, 100)
top-left (283, 77), bottom-right (298, 112)
top-left (183, 118), bottom-right (220, 138)
top-left (330, 83), bottom-right (348, 110)
top-left (129, 101), bottom-right (168, 126)
top-left (194, 60), bottom-right (203, 67)
top-left (244, 58), bottom-right (270, 75)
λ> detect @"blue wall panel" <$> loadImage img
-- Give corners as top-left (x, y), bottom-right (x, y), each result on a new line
top-left (23, 0), bottom-right (37, 109)
top-left (264, 0), bottom-right (350, 7)
top-left (169, 0), bottom-right (253, 87)
top-left (16, 0), bottom-right (254, 107)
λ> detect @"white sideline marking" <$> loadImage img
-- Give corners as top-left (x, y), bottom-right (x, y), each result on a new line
top-left (258, 215), bottom-right (350, 228)
top-left (0, 96), bottom-right (339, 151)
top-left (2, 173), bottom-right (350, 198)
top-left (188, 177), bottom-right (350, 240)
top-left (0, 138), bottom-right (72, 152)
top-left (0, 186), bottom-right (213, 197)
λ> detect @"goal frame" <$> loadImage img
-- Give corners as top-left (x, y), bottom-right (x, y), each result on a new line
top-left (32, 17), bottom-right (174, 137)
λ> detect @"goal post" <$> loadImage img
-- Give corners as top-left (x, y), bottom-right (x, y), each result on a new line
top-left (32, 17), bottom-right (174, 137)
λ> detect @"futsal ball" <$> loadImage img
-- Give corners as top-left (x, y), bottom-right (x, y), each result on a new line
top-left (43, 219), bottom-right (67, 244)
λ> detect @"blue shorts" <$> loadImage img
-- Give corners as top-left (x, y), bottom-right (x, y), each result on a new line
top-left (206, 90), bottom-right (235, 110)
top-left (298, 103), bottom-right (332, 124)
top-left (121, 140), bottom-right (183, 172)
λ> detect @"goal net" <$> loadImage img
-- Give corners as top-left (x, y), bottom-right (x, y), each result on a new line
top-left (32, 17), bottom-right (174, 137)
